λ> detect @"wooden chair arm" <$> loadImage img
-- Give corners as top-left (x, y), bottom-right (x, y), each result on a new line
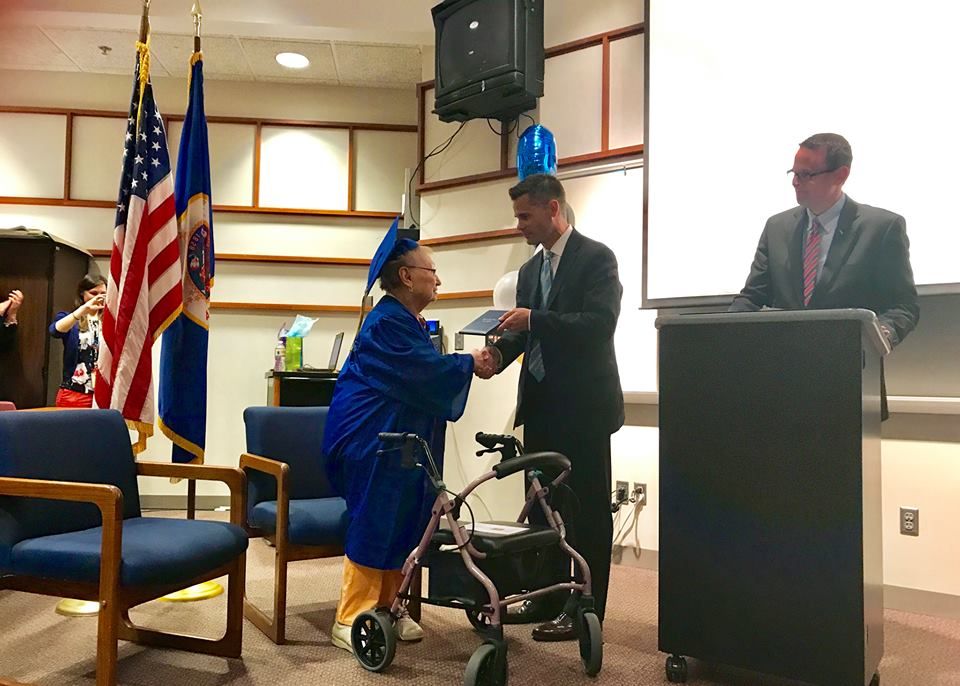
top-left (0, 476), bottom-right (123, 604)
top-left (0, 476), bottom-right (121, 513)
top-left (239, 452), bottom-right (290, 481)
top-left (237, 453), bottom-right (290, 538)
top-left (135, 461), bottom-right (246, 527)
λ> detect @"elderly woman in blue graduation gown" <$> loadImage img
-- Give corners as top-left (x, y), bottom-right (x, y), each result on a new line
top-left (323, 237), bottom-right (489, 651)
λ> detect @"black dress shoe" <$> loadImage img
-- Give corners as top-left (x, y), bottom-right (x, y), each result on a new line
top-left (531, 612), bottom-right (577, 642)
top-left (504, 599), bottom-right (560, 625)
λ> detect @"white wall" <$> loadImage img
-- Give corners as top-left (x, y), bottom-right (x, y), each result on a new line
top-left (0, 68), bottom-right (417, 497)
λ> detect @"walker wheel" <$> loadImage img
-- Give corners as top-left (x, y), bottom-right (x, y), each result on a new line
top-left (463, 642), bottom-right (506, 686)
top-left (352, 609), bottom-right (396, 672)
top-left (466, 607), bottom-right (493, 633)
top-left (578, 610), bottom-right (603, 677)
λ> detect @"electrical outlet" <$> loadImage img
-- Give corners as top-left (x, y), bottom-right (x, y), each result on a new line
top-left (900, 507), bottom-right (919, 536)
top-left (615, 480), bottom-right (629, 504)
top-left (633, 482), bottom-right (647, 506)
top-left (454, 332), bottom-right (464, 351)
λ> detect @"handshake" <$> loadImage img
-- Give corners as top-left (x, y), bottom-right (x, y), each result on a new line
top-left (470, 346), bottom-right (501, 380)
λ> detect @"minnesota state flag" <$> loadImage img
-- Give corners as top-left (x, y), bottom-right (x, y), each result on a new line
top-left (159, 51), bottom-right (214, 464)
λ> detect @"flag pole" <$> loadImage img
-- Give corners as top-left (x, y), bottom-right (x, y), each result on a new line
top-left (161, 0), bottom-right (222, 604)
top-left (56, 0), bottom-right (158, 623)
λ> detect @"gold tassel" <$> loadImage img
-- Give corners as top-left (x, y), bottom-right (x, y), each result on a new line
top-left (134, 37), bottom-right (151, 140)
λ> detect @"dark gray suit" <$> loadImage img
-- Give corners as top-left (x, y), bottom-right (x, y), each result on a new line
top-left (730, 196), bottom-right (919, 416)
top-left (494, 228), bottom-right (623, 620)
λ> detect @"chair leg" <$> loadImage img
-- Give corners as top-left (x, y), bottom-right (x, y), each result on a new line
top-left (95, 599), bottom-right (118, 686)
top-left (118, 557), bottom-right (245, 659)
top-left (243, 545), bottom-right (288, 644)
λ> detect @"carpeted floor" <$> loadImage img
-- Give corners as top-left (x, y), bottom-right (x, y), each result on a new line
top-left (2, 521), bottom-right (960, 686)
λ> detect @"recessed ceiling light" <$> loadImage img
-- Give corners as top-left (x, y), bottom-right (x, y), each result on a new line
top-left (276, 52), bottom-right (310, 69)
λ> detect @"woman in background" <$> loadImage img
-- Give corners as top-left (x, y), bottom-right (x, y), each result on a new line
top-left (49, 274), bottom-right (107, 408)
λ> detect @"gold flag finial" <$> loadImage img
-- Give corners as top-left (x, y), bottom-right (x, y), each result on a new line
top-left (192, 1), bottom-right (203, 50)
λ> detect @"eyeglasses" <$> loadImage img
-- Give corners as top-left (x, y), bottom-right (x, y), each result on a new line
top-left (786, 168), bottom-right (837, 182)
top-left (405, 265), bottom-right (437, 274)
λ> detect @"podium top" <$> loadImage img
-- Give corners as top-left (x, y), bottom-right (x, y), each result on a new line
top-left (655, 308), bottom-right (891, 356)
top-left (0, 227), bottom-right (90, 256)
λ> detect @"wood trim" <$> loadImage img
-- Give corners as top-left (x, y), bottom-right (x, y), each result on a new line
top-left (64, 112), bottom-right (73, 199)
top-left (601, 37), bottom-right (611, 152)
top-left (421, 228), bottom-right (520, 247)
top-left (0, 196), bottom-right (114, 208)
top-left (211, 302), bottom-right (361, 314)
top-left (0, 106), bottom-right (126, 119)
top-left (216, 253), bottom-right (369, 266)
top-left (500, 121), bottom-right (510, 170)
top-left (0, 106), bottom-right (415, 132)
top-left (212, 205), bottom-right (397, 219)
top-left (436, 290), bottom-right (492, 301)
top-left (416, 145), bottom-right (645, 194)
top-left (546, 23), bottom-right (645, 58)
top-left (252, 121), bottom-right (262, 207)
top-left (417, 82), bottom-right (430, 186)
top-left (0, 196), bottom-right (396, 219)
top-left (92, 249), bottom-right (369, 267)
top-left (347, 127), bottom-right (355, 212)
top-left (210, 291), bottom-right (492, 313)
top-left (417, 168), bottom-right (517, 194)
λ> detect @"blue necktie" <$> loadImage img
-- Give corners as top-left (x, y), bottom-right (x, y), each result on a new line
top-left (527, 250), bottom-right (553, 381)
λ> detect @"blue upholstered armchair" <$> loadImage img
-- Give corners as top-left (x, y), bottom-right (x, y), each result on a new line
top-left (240, 405), bottom-right (348, 643)
top-left (0, 409), bottom-right (248, 686)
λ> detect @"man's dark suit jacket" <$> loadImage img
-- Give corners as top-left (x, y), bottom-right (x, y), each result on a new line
top-left (729, 197), bottom-right (919, 346)
top-left (494, 228), bottom-right (624, 434)
top-left (730, 197), bottom-right (919, 420)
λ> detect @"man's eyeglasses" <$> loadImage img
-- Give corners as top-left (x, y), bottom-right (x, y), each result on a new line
top-left (405, 265), bottom-right (437, 274)
top-left (787, 168), bottom-right (837, 182)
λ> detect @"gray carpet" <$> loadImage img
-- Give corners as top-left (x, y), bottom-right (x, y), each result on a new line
top-left (2, 529), bottom-right (960, 685)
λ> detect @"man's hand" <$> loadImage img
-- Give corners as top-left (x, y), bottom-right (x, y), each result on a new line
top-left (498, 307), bottom-right (532, 333)
top-left (471, 347), bottom-right (500, 379)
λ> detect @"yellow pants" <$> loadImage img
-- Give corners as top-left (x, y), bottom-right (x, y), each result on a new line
top-left (335, 556), bottom-right (405, 626)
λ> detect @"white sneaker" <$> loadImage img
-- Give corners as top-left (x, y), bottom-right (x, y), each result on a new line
top-left (394, 607), bottom-right (424, 642)
top-left (331, 621), bottom-right (353, 653)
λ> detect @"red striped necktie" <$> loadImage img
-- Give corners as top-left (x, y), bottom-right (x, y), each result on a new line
top-left (802, 217), bottom-right (823, 306)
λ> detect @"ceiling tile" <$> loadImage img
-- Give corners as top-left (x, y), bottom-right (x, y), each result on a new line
top-left (239, 37), bottom-right (338, 82)
top-left (333, 43), bottom-right (421, 86)
top-left (151, 34), bottom-right (253, 78)
top-left (42, 28), bottom-right (170, 76)
top-left (0, 26), bottom-right (79, 71)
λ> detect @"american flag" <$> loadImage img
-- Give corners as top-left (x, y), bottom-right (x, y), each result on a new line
top-left (96, 47), bottom-right (183, 449)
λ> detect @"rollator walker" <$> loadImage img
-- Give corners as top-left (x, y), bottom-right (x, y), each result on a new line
top-left (349, 431), bottom-right (602, 685)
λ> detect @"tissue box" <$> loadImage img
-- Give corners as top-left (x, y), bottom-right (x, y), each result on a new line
top-left (284, 337), bottom-right (303, 371)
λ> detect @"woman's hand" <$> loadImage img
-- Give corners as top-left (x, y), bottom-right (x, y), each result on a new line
top-left (77, 294), bottom-right (106, 318)
top-left (1, 290), bottom-right (23, 322)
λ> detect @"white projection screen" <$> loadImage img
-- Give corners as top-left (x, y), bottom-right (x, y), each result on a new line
top-left (644, 0), bottom-right (960, 306)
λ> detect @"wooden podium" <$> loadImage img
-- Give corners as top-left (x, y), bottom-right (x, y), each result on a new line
top-left (656, 309), bottom-right (888, 686)
top-left (0, 228), bottom-right (91, 408)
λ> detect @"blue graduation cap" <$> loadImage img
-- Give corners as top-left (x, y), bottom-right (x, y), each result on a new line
top-left (365, 215), bottom-right (419, 295)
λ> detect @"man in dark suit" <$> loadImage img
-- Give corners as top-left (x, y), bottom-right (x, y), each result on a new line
top-left (730, 133), bottom-right (919, 418)
top-left (480, 173), bottom-right (623, 641)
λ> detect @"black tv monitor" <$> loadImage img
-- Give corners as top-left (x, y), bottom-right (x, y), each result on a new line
top-left (431, 0), bottom-right (544, 123)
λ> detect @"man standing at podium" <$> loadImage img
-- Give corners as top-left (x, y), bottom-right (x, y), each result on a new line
top-left (482, 173), bottom-right (623, 641)
top-left (730, 133), bottom-right (919, 418)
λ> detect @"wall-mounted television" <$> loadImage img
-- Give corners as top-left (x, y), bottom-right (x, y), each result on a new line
top-left (431, 0), bottom-right (544, 123)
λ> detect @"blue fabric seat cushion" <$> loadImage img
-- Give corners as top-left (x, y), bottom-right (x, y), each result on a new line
top-left (250, 497), bottom-right (347, 547)
top-left (9, 517), bottom-right (248, 587)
